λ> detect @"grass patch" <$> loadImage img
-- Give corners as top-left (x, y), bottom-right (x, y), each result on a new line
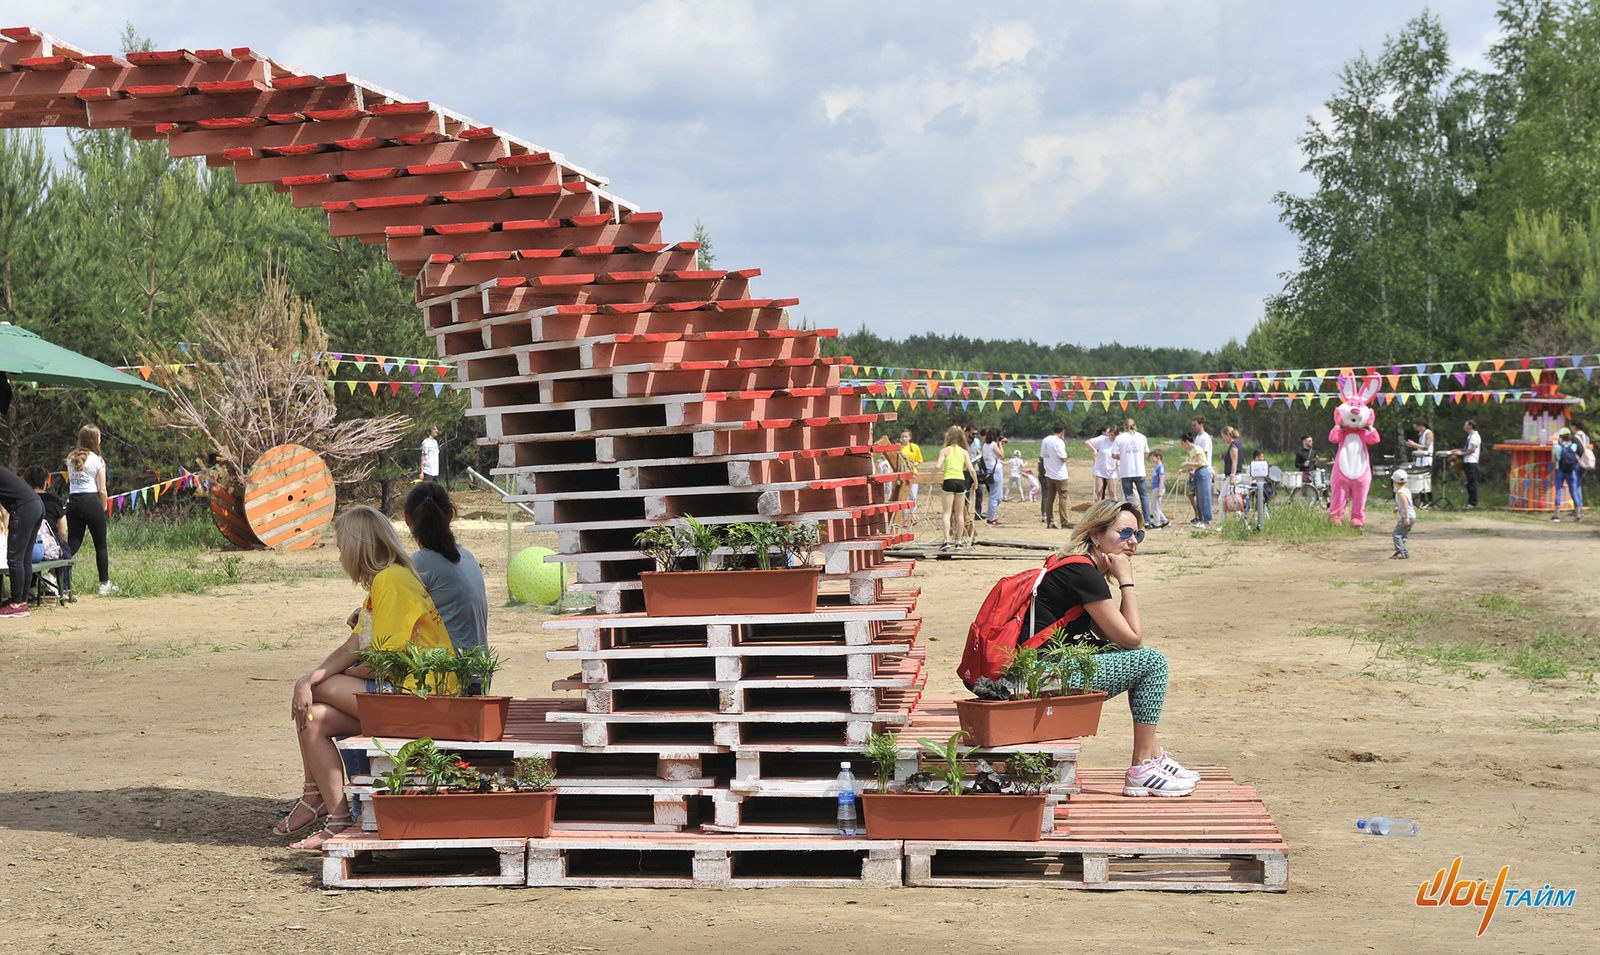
top-left (1519, 714), bottom-right (1600, 734)
top-left (1216, 500), bottom-right (1364, 545)
top-left (97, 501), bottom-right (317, 597)
top-left (1475, 593), bottom-right (1531, 619)
top-left (1502, 631), bottom-right (1597, 682)
top-left (107, 501), bottom-right (221, 551)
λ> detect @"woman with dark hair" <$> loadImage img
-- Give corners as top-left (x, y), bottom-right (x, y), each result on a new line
top-left (23, 466), bottom-right (73, 602)
top-left (403, 482), bottom-right (489, 661)
top-left (1027, 499), bottom-right (1198, 797)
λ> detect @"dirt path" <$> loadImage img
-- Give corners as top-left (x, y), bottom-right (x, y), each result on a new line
top-left (1, 498), bottom-right (1595, 953)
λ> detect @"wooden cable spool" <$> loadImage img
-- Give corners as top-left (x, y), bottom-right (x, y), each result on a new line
top-left (208, 481), bottom-right (264, 550)
top-left (243, 444), bottom-right (335, 550)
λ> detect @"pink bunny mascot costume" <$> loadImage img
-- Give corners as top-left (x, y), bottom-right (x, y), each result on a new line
top-left (1328, 373), bottom-right (1382, 526)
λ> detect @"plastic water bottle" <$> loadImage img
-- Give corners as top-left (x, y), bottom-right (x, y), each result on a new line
top-left (1356, 816), bottom-right (1419, 836)
top-left (836, 761), bottom-right (858, 836)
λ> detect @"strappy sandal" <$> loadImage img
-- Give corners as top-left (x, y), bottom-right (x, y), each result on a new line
top-left (272, 784), bottom-right (327, 836)
top-left (289, 812), bottom-right (352, 852)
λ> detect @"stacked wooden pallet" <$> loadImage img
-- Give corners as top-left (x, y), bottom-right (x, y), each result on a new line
top-left (1, 27), bottom-right (1288, 894)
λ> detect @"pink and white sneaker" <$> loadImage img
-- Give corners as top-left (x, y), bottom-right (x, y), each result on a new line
top-left (1124, 758), bottom-right (1195, 797)
top-left (1155, 747), bottom-right (1201, 782)
top-left (0, 602), bottom-right (30, 619)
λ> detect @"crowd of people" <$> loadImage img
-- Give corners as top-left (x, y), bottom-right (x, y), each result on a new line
top-left (876, 413), bottom-right (1597, 548)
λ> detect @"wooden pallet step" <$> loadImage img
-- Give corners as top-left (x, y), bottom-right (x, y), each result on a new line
top-left (525, 832), bottom-right (902, 888)
top-left (901, 839), bottom-right (1287, 892)
top-left (321, 831), bottom-right (526, 888)
top-left (702, 791), bottom-right (1065, 837)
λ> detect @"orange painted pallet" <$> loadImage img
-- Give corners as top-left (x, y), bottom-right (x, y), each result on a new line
top-left (903, 768), bottom-right (1288, 891)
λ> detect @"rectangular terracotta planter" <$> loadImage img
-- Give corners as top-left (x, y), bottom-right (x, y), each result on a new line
top-left (954, 691), bottom-right (1107, 747)
top-left (859, 792), bottom-right (1047, 841)
top-left (639, 566), bottom-right (821, 617)
top-left (355, 693), bottom-right (511, 742)
top-left (370, 790), bottom-right (557, 840)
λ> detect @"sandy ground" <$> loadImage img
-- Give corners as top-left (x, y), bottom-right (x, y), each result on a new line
top-left (1, 491), bottom-right (1596, 955)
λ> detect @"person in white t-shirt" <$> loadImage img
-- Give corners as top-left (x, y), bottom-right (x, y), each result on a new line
top-left (65, 424), bottom-right (115, 595)
top-left (1085, 424), bottom-right (1118, 502)
top-left (1450, 419), bottom-right (1482, 508)
top-left (1111, 418), bottom-right (1152, 526)
top-left (419, 427), bottom-right (441, 484)
top-left (1040, 422), bottom-right (1070, 529)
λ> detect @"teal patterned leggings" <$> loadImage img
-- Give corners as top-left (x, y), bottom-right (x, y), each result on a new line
top-left (1089, 646), bottom-right (1169, 725)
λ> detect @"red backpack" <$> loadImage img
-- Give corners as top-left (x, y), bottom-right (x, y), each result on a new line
top-left (958, 553), bottom-right (1094, 688)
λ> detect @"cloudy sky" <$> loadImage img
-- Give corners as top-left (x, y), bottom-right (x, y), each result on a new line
top-left (22, 1), bottom-right (1504, 350)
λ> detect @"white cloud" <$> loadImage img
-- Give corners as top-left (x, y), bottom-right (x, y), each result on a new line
top-left (967, 21), bottom-right (1040, 72)
top-left (574, 0), bottom-right (778, 101)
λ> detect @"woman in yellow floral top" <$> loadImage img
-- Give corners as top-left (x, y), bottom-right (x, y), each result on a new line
top-left (277, 505), bottom-right (453, 850)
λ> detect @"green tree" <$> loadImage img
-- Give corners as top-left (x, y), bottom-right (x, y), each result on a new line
top-left (1270, 12), bottom-right (1485, 367)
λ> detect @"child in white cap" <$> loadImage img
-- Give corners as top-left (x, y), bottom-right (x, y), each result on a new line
top-left (1390, 469), bottom-right (1415, 559)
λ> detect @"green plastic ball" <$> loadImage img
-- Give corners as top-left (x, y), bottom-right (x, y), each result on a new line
top-left (507, 546), bottom-right (564, 605)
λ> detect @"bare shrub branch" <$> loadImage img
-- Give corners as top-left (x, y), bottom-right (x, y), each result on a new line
top-left (142, 270), bottom-right (409, 485)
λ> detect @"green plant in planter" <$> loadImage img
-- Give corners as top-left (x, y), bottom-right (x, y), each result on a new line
top-left (360, 648), bottom-right (412, 694)
top-left (776, 521), bottom-right (820, 567)
top-left (1005, 751), bottom-right (1059, 794)
top-left (451, 645), bottom-right (502, 695)
top-left (359, 644), bottom-right (503, 698)
top-left (917, 732), bottom-right (978, 795)
top-left (1002, 644), bottom-right (1052, 700)
top-left (681, 515), bottom-right (722, 571)
top-left (1041, 631), bottom-right (1100, 693)
top-left (513, 754), bottom-right (556, 791)
top-left (373, 737), bottom-right (483, 794)
top-left (725, 521), bottom-right (780, 570)
top-left (863, 730), bottom-right (901, 793)
top-left (634, 524), bottom-right (683, 573)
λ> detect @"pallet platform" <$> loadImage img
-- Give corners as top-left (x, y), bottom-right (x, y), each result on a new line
top-left (904, 769), bottom-right (1287, 892)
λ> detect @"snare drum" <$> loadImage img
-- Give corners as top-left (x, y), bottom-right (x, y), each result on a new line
top-left (1410, 470), bottom-right (1432, 495)
top-left (1281, 471), bottom-right (1304, 491)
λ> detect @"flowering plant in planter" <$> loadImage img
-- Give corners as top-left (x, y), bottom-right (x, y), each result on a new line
top-left (856, 732), bottom-right (1056, 841)
top-left (368, 739), bottom-right (558, 840)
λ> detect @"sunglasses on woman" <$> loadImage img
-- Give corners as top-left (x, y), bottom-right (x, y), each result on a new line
top-left (1116, 527), bottom-right (1146, 544)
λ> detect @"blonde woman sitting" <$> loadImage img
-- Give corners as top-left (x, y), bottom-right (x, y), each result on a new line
top-left (277, 505), bottom-right (456, 850)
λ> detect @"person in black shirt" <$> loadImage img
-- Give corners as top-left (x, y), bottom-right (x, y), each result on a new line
top-left (1027, 499), bottom-right (1198, 796)
top-left (1294, 435), bottom-right (1319, 476)
top-left (1, 466), bottom-right (44, 618)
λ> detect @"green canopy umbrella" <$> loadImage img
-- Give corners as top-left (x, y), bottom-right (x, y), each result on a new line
top-left (0, 322), bottom-right (165, 393)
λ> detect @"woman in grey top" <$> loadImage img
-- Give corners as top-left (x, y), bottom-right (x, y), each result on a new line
top-left (403, 483), bottom-right (489, 661)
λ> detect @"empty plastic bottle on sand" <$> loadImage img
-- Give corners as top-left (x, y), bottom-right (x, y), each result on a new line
top-left (1356, 817), bottom-right (1419, 836)
top-left (836, 762), bottom-right (858, 836)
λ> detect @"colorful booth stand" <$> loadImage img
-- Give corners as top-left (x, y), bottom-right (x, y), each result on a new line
top-left (1493, 374), bottom-right (1584, 512)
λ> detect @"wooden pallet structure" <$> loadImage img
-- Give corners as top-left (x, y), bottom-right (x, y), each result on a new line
top-left (2, 27), bottom-right (1287, 893)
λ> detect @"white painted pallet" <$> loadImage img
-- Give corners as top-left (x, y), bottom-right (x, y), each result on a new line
top-left (321, 832), bottom-right (526, 889)
top-left (524, 833), bottom-right (903, 888)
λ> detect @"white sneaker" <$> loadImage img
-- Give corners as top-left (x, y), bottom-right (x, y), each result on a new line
top-left (98, 582), bottom-right (120, 596)
top-left (1124, 758), bottom-right (1196, 797)
top-left (1155, 747), bottom-right (1201, 782)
